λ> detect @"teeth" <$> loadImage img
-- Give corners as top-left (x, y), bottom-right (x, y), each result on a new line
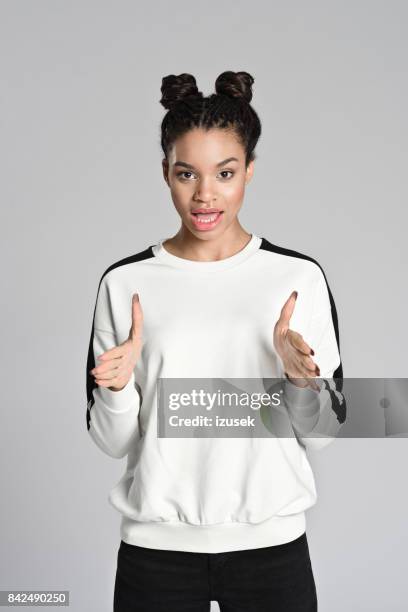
top-left (194, 213), bottom-right (219, 223)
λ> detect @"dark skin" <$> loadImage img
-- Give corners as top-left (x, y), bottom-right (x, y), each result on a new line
top-left (90, 127), bottom-right (319, 392)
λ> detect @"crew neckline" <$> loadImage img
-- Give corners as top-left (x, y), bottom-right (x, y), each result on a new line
top-left (152, 234), bottom-right (262, 271)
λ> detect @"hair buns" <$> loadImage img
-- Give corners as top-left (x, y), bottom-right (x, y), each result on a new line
top-left (215, 71), bottom-right (254, 103)
top-left (160, 73), bottom-right (203, 110)
top-left (159, 70), bottom-right (261, 166)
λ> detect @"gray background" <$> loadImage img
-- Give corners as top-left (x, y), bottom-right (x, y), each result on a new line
top-left (1, 1), bottom-right (407, 610)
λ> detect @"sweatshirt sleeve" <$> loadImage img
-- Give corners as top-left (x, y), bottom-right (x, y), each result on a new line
top-left (282, 266), bottom-right (347, 452)
top-left (86, 274), bottom-right (141, 459)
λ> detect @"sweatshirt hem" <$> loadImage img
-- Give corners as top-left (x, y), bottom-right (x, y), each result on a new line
top-left (119, 511), bottom-right (306, 553)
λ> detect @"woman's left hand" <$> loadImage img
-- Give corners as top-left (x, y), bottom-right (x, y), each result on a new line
top-left (273, 291), bottom-right (320, 391)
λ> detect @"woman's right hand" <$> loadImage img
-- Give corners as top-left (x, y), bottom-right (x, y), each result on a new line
top-left (90, 293), bottom-right (143, 392)
top-left (273, 290), bottom-right (320, 392)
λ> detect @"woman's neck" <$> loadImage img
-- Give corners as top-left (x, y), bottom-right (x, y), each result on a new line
top-left (162, 224), bottom-right (252, 263)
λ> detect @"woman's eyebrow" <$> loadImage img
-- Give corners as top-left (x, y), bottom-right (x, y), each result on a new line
top-left (174, 157), bottom-right (239, 170)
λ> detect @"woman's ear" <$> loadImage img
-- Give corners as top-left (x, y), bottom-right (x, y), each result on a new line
top-left (162, 158), bottom-right (170, 186)
top-left (245, 160), bottom-right (254, 184)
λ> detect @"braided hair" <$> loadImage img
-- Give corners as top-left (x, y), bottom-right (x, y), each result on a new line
top-left (159, 71), bottom-right (262, 167)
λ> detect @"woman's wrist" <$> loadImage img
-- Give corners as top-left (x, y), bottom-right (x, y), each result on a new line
top-left (284, 372), bottom-right (309, 388)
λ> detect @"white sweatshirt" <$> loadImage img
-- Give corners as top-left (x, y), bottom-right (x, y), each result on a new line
top-left (86, 233), bottom-right (346, 553)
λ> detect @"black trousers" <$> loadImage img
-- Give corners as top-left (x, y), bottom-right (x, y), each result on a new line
top-left (113, 531), bottom-right (318, 611)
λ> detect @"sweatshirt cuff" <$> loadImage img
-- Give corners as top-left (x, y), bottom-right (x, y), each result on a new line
top-left (96, 372), bottom-right (139, 412)
top-left (283, 379), bottom-right (321, 435)
top-left (283, 379), bottom-right (321, 418)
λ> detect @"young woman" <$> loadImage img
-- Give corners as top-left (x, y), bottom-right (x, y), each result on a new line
top-left (86, 71), bottom-right (345, 612)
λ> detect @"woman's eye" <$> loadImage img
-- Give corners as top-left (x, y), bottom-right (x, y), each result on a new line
top-left (177, 171), bottom-right (196, 180)
top-left (218, 170), bottom-right (234, 179)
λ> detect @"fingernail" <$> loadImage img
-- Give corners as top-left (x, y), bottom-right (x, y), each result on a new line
top-left (134, 293), bottom-right (139, 301)
top-left (293, 291), bottom-right (298, 299)
top-left (310, 349), bottom-right (315, 356)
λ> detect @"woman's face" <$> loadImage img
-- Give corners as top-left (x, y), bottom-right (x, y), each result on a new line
top-left (162, 127), bottom-right (254, 240)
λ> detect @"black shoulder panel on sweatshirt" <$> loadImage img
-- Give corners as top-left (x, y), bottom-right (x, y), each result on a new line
top-left (100, 245), bottom-right (156, 280)
top-left (86, 246), bottom-right (155, 431)
top-left (259, 237), bottom-right (344, 385)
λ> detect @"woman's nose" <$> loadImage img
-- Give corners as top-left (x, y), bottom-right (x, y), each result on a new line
top-left (194, 179), bottom-right (217, 202)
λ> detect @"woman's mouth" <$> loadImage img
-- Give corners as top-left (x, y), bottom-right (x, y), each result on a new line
top-left (190, 211), bottom-right (224, 231)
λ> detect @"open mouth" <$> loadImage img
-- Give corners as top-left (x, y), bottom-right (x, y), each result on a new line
top-left (190, 211), bottom-right (224, 230)
top-left (191, 210), bottom-right (224, 223)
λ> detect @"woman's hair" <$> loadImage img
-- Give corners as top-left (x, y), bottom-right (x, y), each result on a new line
top-left (159, 71), bottom-right (262, 167)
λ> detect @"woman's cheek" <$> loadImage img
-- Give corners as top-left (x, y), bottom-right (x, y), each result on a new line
top-left (171, 187), bottom-right (192, 213)
top-left (224, 180), bottom-right (245, 203)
